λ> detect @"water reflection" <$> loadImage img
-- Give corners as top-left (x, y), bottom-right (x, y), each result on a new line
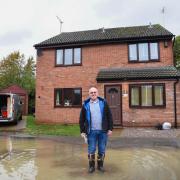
top-left (0, 137), bottom-right (37, 180)
top-left (0, 136), bottom-right (180, 180)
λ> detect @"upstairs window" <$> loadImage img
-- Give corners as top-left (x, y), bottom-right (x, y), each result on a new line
top-left (128, 42), bottom-right (159, 62)
top-left (129, 44), bottom-right (137, 61)
top-left (56, 49), bottom-right (63, 64)
top-left (150, 43), bottom-right (159, 60)
top-left (139, 43), bottom-right (149, 61)
top-left (74, 48), bottom-right (81, 64)
top-left (54, 88), bottom-right (82, 107)
top-left (64, 49), bottom-right (73, 65)
top-left (56, 48), bottom-right (82, 66)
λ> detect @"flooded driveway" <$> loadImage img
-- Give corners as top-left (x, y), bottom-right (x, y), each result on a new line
top-left (0, 136), bottom-right (180, 180)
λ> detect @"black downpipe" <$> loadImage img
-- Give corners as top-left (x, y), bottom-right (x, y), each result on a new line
top-left (172, 35), bottom-right (176, 67)
top-left (174, 78), bottom-right (179, 128)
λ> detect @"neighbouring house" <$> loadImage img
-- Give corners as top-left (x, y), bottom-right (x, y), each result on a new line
top-left (34, 24), bottom-right (180, 127)
top-left (0, 85), bottom-right (28, 115)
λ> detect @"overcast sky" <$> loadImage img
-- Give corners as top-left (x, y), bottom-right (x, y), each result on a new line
top-left (0, 0), bottom-right (179, 60)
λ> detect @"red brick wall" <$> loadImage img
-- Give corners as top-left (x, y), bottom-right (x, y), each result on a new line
top-left (35, 40), bottom-right (177, 126)
top-left (122, 81), bottom-right (177, 127)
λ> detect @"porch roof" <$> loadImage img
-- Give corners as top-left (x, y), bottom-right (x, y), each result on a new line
top-left (96, 66), bottom-right (180, 81)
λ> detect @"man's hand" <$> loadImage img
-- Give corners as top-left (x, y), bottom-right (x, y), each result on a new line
top-left (81, 133), bottom-right (87, 143)
top-left (81, 133), bottom-right (86, 138)
top-left (107, 130), bottom-right (112, 136)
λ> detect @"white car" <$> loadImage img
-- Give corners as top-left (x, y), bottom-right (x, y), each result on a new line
top-left (0, 93), bottom-right (22, 124)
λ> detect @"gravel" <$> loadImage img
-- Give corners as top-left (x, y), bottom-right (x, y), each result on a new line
top-left (119, 128), bottom-right (180, 138)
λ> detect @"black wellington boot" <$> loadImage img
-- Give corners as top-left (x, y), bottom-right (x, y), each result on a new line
top-left (97, 154), bottom-right (105, 172)
top-left (88, 154), bottom-right (95, 173)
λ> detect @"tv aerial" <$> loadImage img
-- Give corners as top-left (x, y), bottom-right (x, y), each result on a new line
top-left (56, 16), bottom-right (63, 33)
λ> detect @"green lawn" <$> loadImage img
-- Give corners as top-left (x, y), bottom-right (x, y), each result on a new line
top-left (26, 116), bottom-right (80, 136)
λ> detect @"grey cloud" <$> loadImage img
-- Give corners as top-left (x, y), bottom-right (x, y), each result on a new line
top-left (0, 30), bottom-right (32, 46)
top-left (93, 0), bottom-right (180, 34)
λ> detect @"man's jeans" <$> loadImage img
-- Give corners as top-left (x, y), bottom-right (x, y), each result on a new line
top-left (87, 130), bottom-right (108, 155)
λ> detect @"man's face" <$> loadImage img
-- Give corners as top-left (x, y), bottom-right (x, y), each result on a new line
top-left (89, 87), bottom-right (98, 101)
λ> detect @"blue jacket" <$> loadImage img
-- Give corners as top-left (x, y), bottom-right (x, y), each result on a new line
top-left (79, 97), bottom-right (113, 134)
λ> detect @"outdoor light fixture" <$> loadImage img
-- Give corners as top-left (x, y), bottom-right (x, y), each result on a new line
top-left (164, 41), bottom-right (168, 48)
top-left (123, 83), bottom-right (128, 97)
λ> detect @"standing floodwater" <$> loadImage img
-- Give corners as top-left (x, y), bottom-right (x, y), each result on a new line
top-left (0, 136), bottom-right (180, 180)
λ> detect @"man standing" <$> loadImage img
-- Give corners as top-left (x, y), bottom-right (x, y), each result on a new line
top-left (79, 87), bottom-right (113, 173)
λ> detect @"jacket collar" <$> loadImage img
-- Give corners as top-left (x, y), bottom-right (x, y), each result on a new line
top-left (84, 96), bottom-right (104, 105)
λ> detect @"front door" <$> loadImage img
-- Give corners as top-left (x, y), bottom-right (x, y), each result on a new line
top-left (105, 85), bottom-right (122, 126)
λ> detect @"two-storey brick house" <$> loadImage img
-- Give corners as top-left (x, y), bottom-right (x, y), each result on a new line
top-left (34, 24), bottom-right (180, 127)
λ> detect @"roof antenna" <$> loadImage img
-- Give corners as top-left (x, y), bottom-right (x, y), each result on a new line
top-left (102, 27), bottom-right (105, 33)
top-left (161, 6), bottom-right (166, 27)
top-left (148, 22), bottom-right (153, 28)
top-left (56, 16), bottom-right (63, 34)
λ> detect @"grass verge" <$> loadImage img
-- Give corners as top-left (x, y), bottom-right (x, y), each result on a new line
top-left (26, 116), bottom-right (80, 136)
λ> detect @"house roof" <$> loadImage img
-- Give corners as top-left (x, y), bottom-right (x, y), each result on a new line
top-left (34, 24), bottom-right (174, 48)
top-left (0, 85), bottom-right (28, 95)
top-left (96, 66), bottom-right (180, 81)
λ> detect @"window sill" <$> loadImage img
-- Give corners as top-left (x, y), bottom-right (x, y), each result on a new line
top-left (128, 60), bottom-right (160, 63)
top-left (55, 64), bottom-right (82, 67)
top-left (54, 105), bottom-right (82, 108)
top-left (129, 105), bottom-right (166, 109)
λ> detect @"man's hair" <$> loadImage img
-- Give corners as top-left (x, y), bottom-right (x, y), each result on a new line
top-left (89, 86), bottom-right (98, 90)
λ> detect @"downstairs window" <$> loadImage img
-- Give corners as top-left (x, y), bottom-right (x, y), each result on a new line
top-left (54, 88), bottom-right (82, 107)
top-left (129, 84), bottom-right (165, 108)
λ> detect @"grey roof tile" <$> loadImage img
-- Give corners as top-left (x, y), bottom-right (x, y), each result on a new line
top-left (97, 66), bottom-right (180, 81)
top-left (34, 24), bottom-right (174, 48)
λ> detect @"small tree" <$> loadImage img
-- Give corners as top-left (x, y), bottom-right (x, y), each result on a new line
top-left (0, 51), bottom-right (36, 114)
top-left (21, 56), bottom-right (36, 114)
top-left (0, 51), bottom-right (25, 88)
